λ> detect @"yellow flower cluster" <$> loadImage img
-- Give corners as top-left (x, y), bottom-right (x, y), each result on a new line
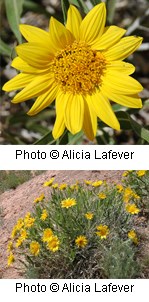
top-left (61, 198), bottom-right (77, 208)
top-left (42, 228), bottom-right (60, 252)
top-left (128, 230), bottom-right (138, 244)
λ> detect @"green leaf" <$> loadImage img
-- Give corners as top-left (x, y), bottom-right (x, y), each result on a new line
top-left (61, 0), bottom-right (69, 24)
top-left (106, 0), bottom-right (117, 24)
top-left (34, 131), bottom-right (56, 145)
top-left (4, 0), bottom-right (24, 43)
top-left (90, 0), bottom-right (101, 5)
top-left (128, 116), bottom-right (149, 143)
top-left (0, 38), bottom-right (12, 56)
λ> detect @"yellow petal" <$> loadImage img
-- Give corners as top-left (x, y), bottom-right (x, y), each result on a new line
top-left (87, 92), bottom-right (120, 130)
top-left (66, 5), bottom-right (82, 40)
top-left (101, 88), bottom-right (142, 108)
top-left (2, 73), bottom-right (35, 91)
top-left (80, 3), bottom-right (106, 45)
top-left (64, 93), bottom-right (84, 134)
top-left (107, 61), bottom-right (135, 75)
top-left (27, 82), bottom-right (58, 115)
top-left (83, 98), bottom-right (97, 140)
top-left (102, 71), bottom-right (143, 94)
top-left (16, 43), bottom-right (54, 69)
top-left (104, 36), bottom-right (143, 60)
top-left (12, 74), bottom-right (55, 103)
top-left (19, 24), bottom-right (51, 45)
top-left (91, 26), bottom-right (126, 50)
top-left (52, 91), bottom-right (65, 139)
top-left (49, 17), bottom-right (74, 50)
top-left (11, 57), bottom-right (49, 74)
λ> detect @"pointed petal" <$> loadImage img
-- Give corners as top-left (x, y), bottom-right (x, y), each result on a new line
top-left (12, 74), bottom-right (55, 103)
top-left (91, 26), bottom-right (126, 50)
top-left (101, 88), bottom-right (142, 108)
top-left (107, 61), bottom-right (135, 75)
top-left (66, 5), bottom-right (82, 40)
top-left (52, 91), bottom-right (65, 139)
top-left (11, 57), bottom-right (49, 74)
top-left (27, 83), bottom-right (58, 115)
top-left (102, 71), bottom-right (143, 94)
top-left (2, 73), bottom-right (35, 91)
top-left (16, 43), bottom-right (54, 69)
top-left (87, 92), bottom-right (120, 130)
top-left (49, 17), bottom-right (74, 50)
top-left (83, 98), bottom-right (97, 140)
top-left (80, 3), bottom-right (106, 45)
top-left (64, 93), bottom-right (84, 134)
top-left (104, 36), bottom-right (143, 60)
top-left (19, 24), bottom-right (51, 45)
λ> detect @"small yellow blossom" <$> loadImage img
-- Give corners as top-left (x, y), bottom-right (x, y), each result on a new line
top-left (34, 193), bottom-right (45, 203)
top-left (85, 212), bottom-right (94, 220)
top-left (52, 183), bottom-right (58, 189)
top-left (96, 225), bottom-right (109, 239)
top-left (30, 241), bottom-right (40, 256)
top-left (20, 229), bottom-right (28, 240)
top-left (16, 238), bottom-right (23, 248)
top-left (24, 213), bottom-right (35, 228)
top-left (7, 252), bottom-right (15, 266)
top-left (136, 170), bottom-right (147, 177)
top-left (7, 241), bottom-right (13, 252)
top-left (125, 203), bottom-right (140, 214)
top-left (98, 192), bottom-right (106, 199)
top-left (84, 180), bottom-right (92, 186)
top-left (92, 180), bottom-right (103, 187)
top-left (61, 198), bottom-right (77, 208)
top-left (46, 236), bottom-right (60, 252)
top-left (122, 171), bottom-right (129, 177)
top-left (59, 183), bottom-right (67, 190)
top-left (123, 187), bottom-right (134, 203)
top-left (11, 226), bottom-right (18, 239)
top-left (43, 178), bottom-right (54, 187)
top-left (128, 230), bottom-right (138, 244)
top-left (42, 228), bottom-right (53, 242)
top-left (116, 184), bottom-right (124, 193)
top-left (70, 184), bottom-right (79, 190)
top-left (40, 209), bottom-right (48, 221)
top-left (16, 218), bottom-right (24, 230)
top-left (75, 235), bottom-right (88, 248)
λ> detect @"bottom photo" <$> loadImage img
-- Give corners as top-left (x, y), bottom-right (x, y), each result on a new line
top-left (0, 170), bottom-right (148, 279)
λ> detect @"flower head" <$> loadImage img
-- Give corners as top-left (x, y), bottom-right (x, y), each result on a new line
top-left (85, 212), bottom-right (94, 220)
top-left (40, 209), bottom-right (48, 221)
top-left (30, 241), bottom-right (40, 256)
top-left (92, 180), bottom-right (103, 187)
top-left (3, 4), bottom-right (143, 140)
top-left (84, 180), bottom-right (92, 186)
top-left (136, 170), bottom-right (147, 177)
top-left (116, 184), bottom-right (124, 193)
top-left (42, 228), bottom-right (53, 242)
top-left (46, 236), bottom-right (60, 252)
top-left (7, 252), bottom-right (15, 266)
top-left (75, 235), bottom-right (88, 248)
top-left (96, 224), bottom-right (109, 239)
top-left (7, 241), bottom-right (13, 252)
top-left (125, 203), bottom-right (140, 215)
top-left (59, 183), bottom-right (67, 190)
top-left (43, 178), bottom-right (54, 187)
top-left (61, 198), bottom-right (77, 208)
top-left (34, 193), bottom-right (45, 203)
top-left (98, 192), bottom-right (106, 199)
top-left (128, 230), bottom-right (138, 244)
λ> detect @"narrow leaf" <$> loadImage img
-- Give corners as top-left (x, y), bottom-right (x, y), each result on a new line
top-left (61, 0), bottom-right (70, 24)
top-left (5, 0), bottom-right (24, 43)
top-left (34, 131), bottom-right (56, 145)
top-left (0, 38), bottom-right (12, 56)
top-left (106, 0), bottom-right (117, 24)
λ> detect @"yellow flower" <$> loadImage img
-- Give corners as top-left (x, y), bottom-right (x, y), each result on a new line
top-left (85, 212), bottom-right (94, 220)
top-left (3, 4), bottom-right (143, 141)
top-left (30, 241), bottom-right (40, 256)
top-left (116, 184), bottom-right (124, 192)
top-left (7, 252), bottom-right (15, 266)
top-left (136, 170), bottom-right (147, 177)
top-left (128, 230), bottom-right (138, 245)
top-left (123, 187), bottom-right (134, 203)
top-left (98, 192), bottom-right (106, 199)
top-left (46, 236), bottom-right (60, 252)
top-left (125, 203), bottom-right (140, 214)
top-left (61, 198), bottom-right (77, 208)
top-left (59, 183), bottom-right (67, 190)
top-left (52, 183), bottom-right (58, 189)
top-left (42, 228), bottom-right (53, 242)
top-left (20, 229), bottom-right (28, 240)
top-left (70, 184), bottom-right (79, 190)
top-left (43, 178), bottom-right (54, 187)
top-left (34, 193), bottom-right (45, 203)
top-left (11, 226), bottom-right (18, 239)
top-left (40, 209), bottom-right (48, 221)
top-left (16, 238), bottom-right (23, 248)
top-left (7, 241), bottom-right (13, 252)
top-left (92, 180), bottom-right (103, 187)
top-left (84, 180), bottom-right (92, 186)
top-left (75, 235), bottom-right (88, 248)
top-left (122, 171), bottom-right (129, 177)
top-left (16, 218), bottom-right (24, 230)
top-left (96, 225), bottom-right (109, 239)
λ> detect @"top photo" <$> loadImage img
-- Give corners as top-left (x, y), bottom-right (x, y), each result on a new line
top-left (1, 0), bottom-right (149, 145)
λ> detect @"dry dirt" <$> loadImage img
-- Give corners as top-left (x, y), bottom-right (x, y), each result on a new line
top-left (0, 170), bottom-right (148, 279)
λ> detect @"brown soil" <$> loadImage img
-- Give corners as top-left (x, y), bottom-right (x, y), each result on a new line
top-left (0, 170), bottom-right (148, 279)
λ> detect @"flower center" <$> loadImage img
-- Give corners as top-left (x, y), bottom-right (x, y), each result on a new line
top-left (52, 41), bottom-right (107, 94)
